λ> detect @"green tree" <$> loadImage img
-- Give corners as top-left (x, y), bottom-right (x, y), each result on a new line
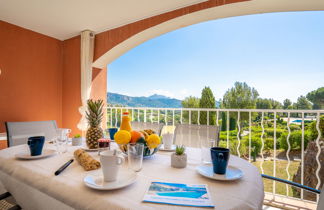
top-left (199, 87), bottom-right (216, 125)
top-left (270, 99), bottom-right (282, 109)
top-left (222, 82), bottom-right (259, 109)
top-left (182, 96), bottom-right (200, 124)
top-left (295, 96), bottom-right (312, 110)
top-left (306, 87), bottom-right (324, 109)
top-left (256, 98), bottom-right (272, 109)
top-left (283, 99), bottom-right (292, 109)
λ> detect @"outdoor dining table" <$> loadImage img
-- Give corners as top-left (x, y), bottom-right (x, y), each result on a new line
top-left (0, 143), bottom-right (264, 210)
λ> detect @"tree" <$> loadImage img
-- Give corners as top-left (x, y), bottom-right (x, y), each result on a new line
top-left (256, 98), bottom-right (272, 109)
top-left (270, 99), bottom-right (282, 109)
top-left (182, 96), bottom-right (200, 124)
top-left (306, 87), bottom-right (324, 109)
top-left (283, 99), bottom-right (292, 109)
top-left (295, 96), bottom-right (312, 110)
top-left (199, 87), bottom-right (216, 125)
top-left (222, 82), bottom-right (259, 109)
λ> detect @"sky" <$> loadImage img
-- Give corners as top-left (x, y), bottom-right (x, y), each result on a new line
top-left (108, 11), bottom-right (324, 103)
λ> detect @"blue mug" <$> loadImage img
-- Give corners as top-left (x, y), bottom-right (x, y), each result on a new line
top-left (108, 128), bottom-right (118, 140)
top-left (27, 136), bottom-right (45, 156)
top-left (211, 147), bottom-right (230, 174)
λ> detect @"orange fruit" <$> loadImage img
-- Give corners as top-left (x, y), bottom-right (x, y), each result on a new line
top-left (114, 130), bottom-right (131, 145)
top-left (130, 130), bottom-right (144, 143)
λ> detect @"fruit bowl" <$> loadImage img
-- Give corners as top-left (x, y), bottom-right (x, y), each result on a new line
top-left (118, 143), bottom-right (161, 157)
top-left (115, 129), bottom-right (162, 158)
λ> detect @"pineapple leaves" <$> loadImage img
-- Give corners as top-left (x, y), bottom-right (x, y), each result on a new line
top-left (86, 99), bottom-right (104, 127)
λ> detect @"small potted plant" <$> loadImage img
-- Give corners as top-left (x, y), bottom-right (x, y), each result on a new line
top-left (171, 145), bottom-right (187, 168)
top-left (72, 134), bottom-right (82, 146)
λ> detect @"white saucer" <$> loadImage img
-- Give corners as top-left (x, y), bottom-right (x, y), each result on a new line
top-left (196, 164), bottom-right (243, 181)
top-left (81, 147), bottom-right (99, 152)
top-left (159, 144), bottom-right (176, 151)
top-left (15, 149), bottom-right (56, 160)
top-left (84, 169), bottom-right (137, 190)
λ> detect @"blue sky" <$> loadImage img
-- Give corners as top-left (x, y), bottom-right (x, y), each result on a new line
top-left (108, 11), bottom-right (324, 103)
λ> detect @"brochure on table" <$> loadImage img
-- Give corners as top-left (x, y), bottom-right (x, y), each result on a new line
top-left (143, 182), bottom-right (214, 208)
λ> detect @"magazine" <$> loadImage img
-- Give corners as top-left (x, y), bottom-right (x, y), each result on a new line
top-left (143, 182), bottom-right (214, 208)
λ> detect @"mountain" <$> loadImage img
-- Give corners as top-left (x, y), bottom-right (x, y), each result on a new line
top-left (107, 92), bottom-right (182, 108)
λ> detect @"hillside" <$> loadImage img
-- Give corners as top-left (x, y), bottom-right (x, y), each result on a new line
top-left (107, 92), bottom-right (182, 108)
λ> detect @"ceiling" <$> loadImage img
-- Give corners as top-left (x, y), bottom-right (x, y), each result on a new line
top-left (0, 0), bottom-right (207, 40)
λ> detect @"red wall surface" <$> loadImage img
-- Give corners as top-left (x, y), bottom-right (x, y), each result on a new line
top-left (0, 21), bottom-right (63, 132)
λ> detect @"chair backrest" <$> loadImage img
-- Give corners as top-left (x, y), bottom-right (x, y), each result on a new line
top-left (130, 121), bottom-right (164, 136)
top-left (5, 120), bottom-right (57, 147)
top-left (317, 185), bottom-right (324, 210)
top-left (173, 124), bottom-right (219, 148)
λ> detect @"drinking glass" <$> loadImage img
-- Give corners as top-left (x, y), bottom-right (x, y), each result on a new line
top-left (201, 139), bottom-right (216, 164)
top-left (55, 129), bottom-right (68, 154)
top-left (127, 143), bottom-right (144, 172)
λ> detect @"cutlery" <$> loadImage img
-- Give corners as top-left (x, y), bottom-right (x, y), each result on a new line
top-left (55, 159), bottom-right (74, 176)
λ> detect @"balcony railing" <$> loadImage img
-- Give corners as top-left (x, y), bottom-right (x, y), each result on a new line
top-left (106, 106), bottom-right (323, 204)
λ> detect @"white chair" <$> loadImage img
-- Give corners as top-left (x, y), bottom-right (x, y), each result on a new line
top-left (173, 124), bottom-right (219, 148)
top-left (5, 120), bottom-right (57, 147)
top-left (130, 121), bottom-right (164, 136)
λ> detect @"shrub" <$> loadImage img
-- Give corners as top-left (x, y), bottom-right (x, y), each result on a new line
top-left (220, 130), bottom-right (238, 137)
top-left (307, 116), bottom-right (324, 140)
top-left (242, 136), bottom-right (262, 156)
top-left (219, 139), bottom-right (248, 157)
top-left (289, 124), bottom-right (301, 131)
top-left (279, 130), bottom-right (313, 150)
top-left (251, 127), bottom-right (262, 133)
top-left (264, 128), bottom-right (285, 138)
top-left (264, 138), bottom-right (274, 150)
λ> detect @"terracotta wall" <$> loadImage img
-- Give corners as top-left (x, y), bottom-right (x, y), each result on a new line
top-left (51, 0), bottom-right (246, 135)
top-left (94, 0), bottom-right (247, 60)
top-left (62, 36), bottom-right (82, 135)
top-left (61, 39), bottom-right (107, 136)
top-left (0, 20), bottom-right (63, 132)
top-left (0, 0), bottom-right (245, 138)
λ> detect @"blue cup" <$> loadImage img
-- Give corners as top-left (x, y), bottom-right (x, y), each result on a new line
top-left (108, 128), bottom-right (118, 140)
top-left (27, 136), bottom-right (45, 156)
top-left (211, 147), bottom-right (230, 174)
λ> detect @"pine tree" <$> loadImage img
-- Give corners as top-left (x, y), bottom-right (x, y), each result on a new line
top-left (199, 87), bottom-right (216, 125)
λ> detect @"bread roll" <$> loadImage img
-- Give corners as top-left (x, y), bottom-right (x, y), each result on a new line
top-left (74, 149), bottom-right (100, 171)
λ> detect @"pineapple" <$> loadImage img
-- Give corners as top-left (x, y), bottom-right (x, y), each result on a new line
top-left (85, 99), bottom-right (104, 149)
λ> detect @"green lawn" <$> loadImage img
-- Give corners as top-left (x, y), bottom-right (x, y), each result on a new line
top-left (253, 160), bottom-right (300, 197)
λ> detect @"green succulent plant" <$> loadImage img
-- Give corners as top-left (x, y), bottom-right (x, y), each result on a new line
top-left (74, 134), bottom-right (81, 138)
top-left (175, 145), bottom-right (185, 156)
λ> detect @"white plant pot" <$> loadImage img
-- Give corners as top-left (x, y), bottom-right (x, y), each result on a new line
top-left (72, 137), bottom-right (82, 146)
top-left (171, 153), bottom-right (187, 168)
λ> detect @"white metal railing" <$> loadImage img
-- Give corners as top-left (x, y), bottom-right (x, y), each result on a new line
top-left (106, 106), bottom-right (323, 203)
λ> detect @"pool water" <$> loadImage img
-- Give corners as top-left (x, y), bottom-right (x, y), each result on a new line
top-left (157, 191), bottom-right (206, 198)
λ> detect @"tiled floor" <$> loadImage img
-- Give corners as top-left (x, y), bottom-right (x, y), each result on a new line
top-left (263, 206), bottom-right (281, 210)
top-left (264, 193), bottom-right (317, 210)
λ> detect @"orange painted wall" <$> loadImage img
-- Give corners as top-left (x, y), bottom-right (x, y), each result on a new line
top-left (0, 0), bottom-right (246, 138)
top-left (60, 0), bottom-right (246, 135)
top-left (0, 20), bottom-right (63, 132)
top-left (62, 36), bottom-right (82, 135)
top-left (91, 67), bottom-right (107, 130)
top-left (94, 0), bottom-right (247, 60)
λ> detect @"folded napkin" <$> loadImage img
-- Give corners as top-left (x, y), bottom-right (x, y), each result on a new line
top-left (74, 149), bottom-right (100, 171)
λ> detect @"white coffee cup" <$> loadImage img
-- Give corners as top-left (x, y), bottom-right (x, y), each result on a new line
top-left (162, 133), bottom-right (173, 149)
top-left (100, 150), bottom-right (124, 182)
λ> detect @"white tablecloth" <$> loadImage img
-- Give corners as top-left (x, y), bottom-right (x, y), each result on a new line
top-left (0, 144), bottom-right (264, 210)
